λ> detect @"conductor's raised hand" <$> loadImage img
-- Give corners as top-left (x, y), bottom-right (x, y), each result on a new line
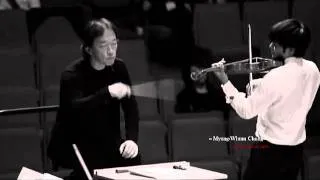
top-left (119, 140), bottom-right (138, 159)
top-left (108, 82), bottom-right (131, 99)
top-left (212, 59), bottom-right (229, 84)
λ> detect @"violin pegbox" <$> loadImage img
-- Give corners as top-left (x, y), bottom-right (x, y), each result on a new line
top-left (211, 58), bottom-right (226, 68)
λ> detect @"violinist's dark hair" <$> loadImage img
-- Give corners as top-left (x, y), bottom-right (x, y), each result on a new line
top-left (81, 18), bottom-right (117, 59)
top-left (268, 19), bottom-right (311, 57)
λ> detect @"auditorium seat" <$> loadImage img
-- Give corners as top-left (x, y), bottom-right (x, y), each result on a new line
top-left (113, 40), bottom-right (159, 118)
top-left (0, 10), bottom-right (42, 176)
top-left (128, 77), bottom-right (160, 118)
top-left (306, 89), bottom-right (320, 138)
top-left (135, 96), bottom-right (161, 118)
top-left (43, 85), bottom-right (59, 154)
top-left (157, 78), bottom-right (177, 120)
top-left (228, 110), bottom-right (257, 172)
top-left (117, 40), bottom-right (150, 84)
top-left (169, 111), bottom-right (239, 179)
top-left (191, 160), bottom-right (239, 180)
top-left (0, 87), bottom-right (39, 129)
top-left (301, 136), bottom-right (320, 180)
top-left (304, 152), bottom-right (320, 180)
top-left (136, 118), bottom-right (169, 164)
top-left (304, 136), bottom-right (320, 151)
top-left (40, 0), bottom-right (79, 7)
top-left (239, 160), bottom-right (303, 180)
top-left (243, 0), bottom-right (289, 57)
top-left (305, 84), bottom-right (320, 180)
top-left (0, 10), bottom-right (36, 87)
top-left (193, 3), bottom-right (260, 73)
top-left (43, 85), bottom-right (59, 125)
top-left (0, 10), bottom-right (30, 49)
top-left (303, 136), bottom-right (320, 180)
top-left (120, 116), bottom-right (168, 164)
top-left (0, 127), bottom-right (43, 176)
top-left (41, 81), bottom-right (60, 170)
top-left (292, 0), bottom-right (320, 65)
top-left (34, 16), bottom-right (82, 87)
top-left (90, 0), bottom-right (131, 7)
top-left (34, 16), bottom-right (82, 144)
top-left (170, 111), bottom-right (230, 161)
top-left (193, 3), bottom-right (243, 49)
top-left (0, 172), bottom-right (18, 180)
top-left (0, 47), bottom-right (35, 87)
top-left (88, 0), bottom-right (141, 40)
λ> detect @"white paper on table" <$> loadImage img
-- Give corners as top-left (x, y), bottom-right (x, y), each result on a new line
top-left (129, 167), bottom-right (188, 179)
top-left (129, 166), bottom-right (228, 180)
top-left (94, 161), bottom-right (227, 180)
top-left (17, 167), bottom-right (43, 180)
top-left (94, 161), bottom-right (189, 180)
top-left (17, 167), bottom-right (63, 180)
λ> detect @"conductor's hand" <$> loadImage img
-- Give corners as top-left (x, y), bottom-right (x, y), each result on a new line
top-left (119, 140), bottom-right (138, 159)
top-left (166, 1), bottom-right (176, 11)
top-left (212, 59), bottom-right (229, 85)
top-left (108, 82), bottom-right (131, 99)
top-left (143, 0), bottom-right (151, 11)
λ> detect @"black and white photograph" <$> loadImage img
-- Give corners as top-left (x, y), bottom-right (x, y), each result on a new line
top-left (0, 0), bottom-right (320, 179)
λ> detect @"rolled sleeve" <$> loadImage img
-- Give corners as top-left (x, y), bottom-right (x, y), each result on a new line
top-left (220, 78), bottom-right (276, 119)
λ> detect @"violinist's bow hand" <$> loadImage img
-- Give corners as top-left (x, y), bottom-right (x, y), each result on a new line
top-left (246, 78), bottom-right (262, 96)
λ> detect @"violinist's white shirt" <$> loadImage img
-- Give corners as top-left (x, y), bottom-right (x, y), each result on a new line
top-left (222, 57), bottom-right (320, 145)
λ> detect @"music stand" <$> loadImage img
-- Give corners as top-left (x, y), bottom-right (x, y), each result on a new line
top-left (72, 144), bottom-right (94, 180)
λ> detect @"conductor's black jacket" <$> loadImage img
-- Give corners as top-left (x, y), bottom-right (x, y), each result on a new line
top-left (47, 58), bottom-right (140, 169)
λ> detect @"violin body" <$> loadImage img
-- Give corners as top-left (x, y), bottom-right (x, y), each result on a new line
top-left (190, 57), bottom-right (282, 81)
top-left (225, 57), bottom-right (282, 75)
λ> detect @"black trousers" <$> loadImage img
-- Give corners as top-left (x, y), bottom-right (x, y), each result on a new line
top-left (243, 140), bottom-right (304, 180)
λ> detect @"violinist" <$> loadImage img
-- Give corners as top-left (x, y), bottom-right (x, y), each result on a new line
top-left (212, 19), bottom-right (320, 180)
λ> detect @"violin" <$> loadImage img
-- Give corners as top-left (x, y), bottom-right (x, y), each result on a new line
top-left (190, 57), bottom-right (282, 81)
top-left (190, 24), bottom-right (283, 96)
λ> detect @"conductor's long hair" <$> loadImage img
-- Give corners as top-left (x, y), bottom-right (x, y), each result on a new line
top-left (81, 18), bottom-right (118, 60)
